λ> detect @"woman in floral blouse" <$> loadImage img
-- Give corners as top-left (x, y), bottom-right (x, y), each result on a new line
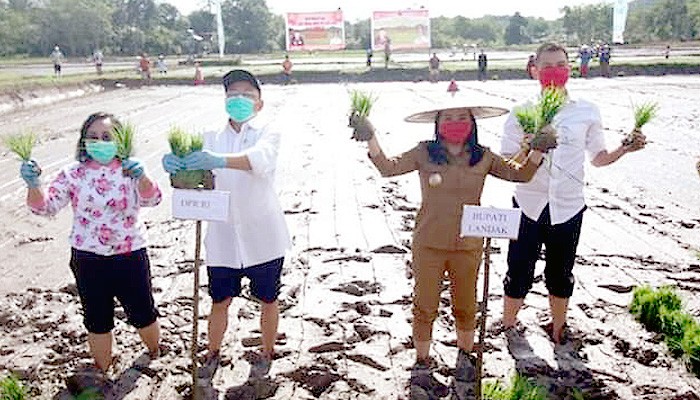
top-left (20, 112), bottom-right (162, 375)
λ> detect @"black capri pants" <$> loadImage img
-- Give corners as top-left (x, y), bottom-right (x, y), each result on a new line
top-left (70, 248), bottom-right (159, 334)
top-left (503, 200), bottom-right (585, 299)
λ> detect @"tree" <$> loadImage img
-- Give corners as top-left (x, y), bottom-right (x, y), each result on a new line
top-left (188, 10), bottom-right (215, 34)
top-left (504, 12), bottom-right (528, 45)
top-left (111, 0), bottom-right (157, 31)
top-left (269, 13), bottom-right (285, 51)
top-left (650, 0), bottom-right (694, 40)
top-left (156, 3), bottom-right (184, 30)
top-left (561, 4), bottom-right (613, 44)
top-left (0, 5), bottom-right (37, 55)
top-left (37, 0), bottom-right (114, 56)
top-left (221, 0), bottom-right (273, 53)
top-left (525, 17), bottom-right (553, 42)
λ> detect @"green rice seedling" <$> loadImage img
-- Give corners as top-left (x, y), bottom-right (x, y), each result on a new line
top-left (190, 134), bottom-right (204, 152)
top-left (482, 374), bottom-right (551, 400)
top-left (633, 102), bottom-right (659, 130)
top-left (681, 325), bottom-right (700, 375)
top-left (509, 87), bottom-right (565, 166)
top-left (661, 307), bottom-right (697, 356)
top-left (167, 127), bottom-right (212, 189)
top-left (623, 101), bottom-right (658, 146)
top-left (630, 285), bottom-right (654, 315)
top-left (538, 86), bottom-right (567, 128)
top-left (3, 132), bottom-right (37, 161)
top-left (167, 126), bottom-right (192, 158)
top-left (508, 105), bottom-right (539, 165)
top-left (74, 387), bottom-right (103, 400)
top-left (571, 388), bottom-right (587, 400)
top-left (482, 380), bottom-right (507, 400)
top-left (349, 89), bottom-right (376, 118)
top-left (0, 374), bottom-right (28, 400)
top-left (111, 122), bottom-right (135, 160)
top-left (506, 374), bottom-right (548, 400)
top-left (514, 107), bottom-right (538, 136)
top-left (630, 285), bottom-right (682, 332)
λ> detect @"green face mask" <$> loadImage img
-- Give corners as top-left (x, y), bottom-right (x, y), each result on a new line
top-left (85, 140), bottom-right (117, 164)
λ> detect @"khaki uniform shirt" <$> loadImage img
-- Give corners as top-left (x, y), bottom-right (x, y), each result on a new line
top-left (370, 142), bottom-right (539, 251)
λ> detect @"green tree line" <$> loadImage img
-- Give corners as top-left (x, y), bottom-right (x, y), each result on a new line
top-left (0, 0), bottom-right (698, 58)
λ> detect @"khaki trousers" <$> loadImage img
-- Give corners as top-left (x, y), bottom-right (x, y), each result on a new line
top-left (412, 245), bottom-right (483, 341)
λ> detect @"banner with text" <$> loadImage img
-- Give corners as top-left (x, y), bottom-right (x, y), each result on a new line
top-left (371, 9), bottom-right (430, 51)
top-left (460, 206), bottom-right (522, 240)
top-left (286, 11), bottom-right (346, 51)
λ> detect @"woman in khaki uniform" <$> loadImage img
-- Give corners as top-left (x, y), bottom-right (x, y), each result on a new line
top-left (349, 106), bottom-right (555, 400)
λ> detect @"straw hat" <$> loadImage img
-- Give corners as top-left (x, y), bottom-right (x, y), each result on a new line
top-left (404, 106), bottom-right (508, 123)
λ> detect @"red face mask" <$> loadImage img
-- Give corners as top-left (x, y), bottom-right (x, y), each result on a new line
top-left (438, 120), bottom-right (472, 145)
top-left (538, 66), bottom-right (569, 88)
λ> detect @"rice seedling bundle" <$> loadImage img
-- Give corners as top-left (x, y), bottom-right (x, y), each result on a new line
top-left (3, 132), bottom-right (37, 161)
top-left (633, 102), bottom-right (659, 130)
top-left (623, 102), bottom-right (658, 146)
top-left (167, 127), bottom-right (213, 189)
top-left (482, 374), bottom-right (548, 400)
top-left (349, 90), bottom-right (376, 118)
top-left (509, 87), bottom-right (566, 165)
top-left (0, 374), bottom-right (28, 400)
top-left (661, 308), bottom-right (697, 356)
top-left (112, 122), bottom-right (135, 160)
top-left (630, 285), bottom-right (682, 332)
top-left (629, 285), bottom-right (700, 378)
top-left (681, 325), bottom-right (700, 375)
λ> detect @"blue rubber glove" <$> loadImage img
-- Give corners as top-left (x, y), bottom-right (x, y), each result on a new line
top-left (184, 150), bottom-right (226, 171)
top-left (162, 153), bottom-right (185, 175)
top-left (20, 160), bottom-right (42, 188)
top-left (122, 158), bottom-right (145, 180)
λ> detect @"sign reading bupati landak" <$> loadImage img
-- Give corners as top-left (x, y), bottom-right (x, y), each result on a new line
top-left (460, 206), bottom-right (522, 240)
top-left (172, 189), bottom-right (230, 222)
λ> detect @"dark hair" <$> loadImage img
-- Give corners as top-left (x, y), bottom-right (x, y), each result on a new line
top-left (535, 42), bottom-right (568, 62)
top-left (76, 112), bottom-right (122, 162)
top-left (427, 113), bottom-right (483, 166)
top-left (222, 69), bottom-right (261, 93)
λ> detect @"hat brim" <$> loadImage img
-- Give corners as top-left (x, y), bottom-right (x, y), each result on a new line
top-left (404, 106), bottom-right (509, 123)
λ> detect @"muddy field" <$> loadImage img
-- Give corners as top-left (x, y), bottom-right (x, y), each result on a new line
top-left (0, 75), bottom-right (699, 399)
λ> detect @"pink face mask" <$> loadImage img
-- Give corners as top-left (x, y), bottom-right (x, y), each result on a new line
top-left (538, 66), bottom-right (569, 88)
top-left (439, 120), bottom-right (472, 145)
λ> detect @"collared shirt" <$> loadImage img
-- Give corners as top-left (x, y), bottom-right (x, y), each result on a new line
top-left (203, 117), bottom-right (291, 269)
top-left (370, 143), bottom-right (539, 251)
top-left (500, 97), bottom-right (607, 225)
top-left (30, 159), bottom-right (162, 256)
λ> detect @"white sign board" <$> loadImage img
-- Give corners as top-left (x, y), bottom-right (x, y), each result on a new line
top-left (460, 206), bottom-right (522, 240)
top-left (172, 189), bottom-right (231, 222)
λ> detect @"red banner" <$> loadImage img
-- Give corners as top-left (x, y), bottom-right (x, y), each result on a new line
top-left (286, 11), bottom-right (345, 51)
top-left (372, 9), bottom-right (430, 51)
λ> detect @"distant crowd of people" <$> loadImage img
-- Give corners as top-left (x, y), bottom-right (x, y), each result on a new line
top-left (420, 41), bottom-right (629, 87)
top-left (49, 45), bottom-right (210, 85)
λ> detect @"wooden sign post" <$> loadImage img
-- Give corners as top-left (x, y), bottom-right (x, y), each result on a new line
top-left (172, 189), bottom-right (231, 400)
top-left (461, 205), bottom-right (522, 400)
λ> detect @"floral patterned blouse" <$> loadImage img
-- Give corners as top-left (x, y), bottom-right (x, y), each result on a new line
top-left (29, 159), bottom-right (161, 256)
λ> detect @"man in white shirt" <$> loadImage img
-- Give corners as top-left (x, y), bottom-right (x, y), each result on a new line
top-left (162, 69), bottom-right (290, 377)
top-left (51, 45), bottom-right (64, 77)
top-left (499, 43), bottom-right (646, 344)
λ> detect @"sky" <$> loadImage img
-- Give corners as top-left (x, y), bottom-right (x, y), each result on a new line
top-left (164, 0), bottom-right (613, 21)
